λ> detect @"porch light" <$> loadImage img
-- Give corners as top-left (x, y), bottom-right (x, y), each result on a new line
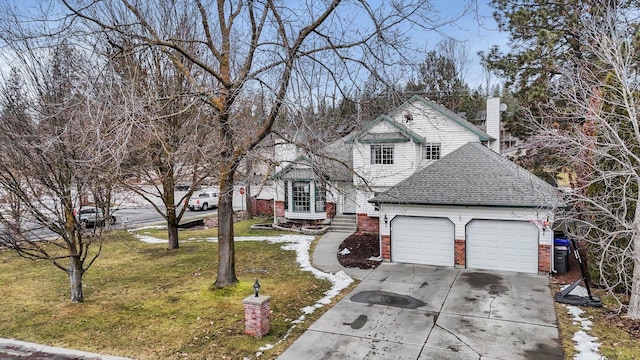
top-left (384, 214), bottom-right (388, 226)
top-left (542, 217), bottom-right (551, 234)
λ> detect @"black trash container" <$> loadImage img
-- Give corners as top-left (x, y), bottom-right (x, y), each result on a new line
top-left (554, 238), bottom-right (571, 274)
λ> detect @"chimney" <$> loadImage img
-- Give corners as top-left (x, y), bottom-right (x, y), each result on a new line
top-left (486, 97), bottom-right (501, 153)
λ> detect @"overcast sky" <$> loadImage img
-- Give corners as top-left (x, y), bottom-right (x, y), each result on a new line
top-left (5, 0), bottom-right (510, 89)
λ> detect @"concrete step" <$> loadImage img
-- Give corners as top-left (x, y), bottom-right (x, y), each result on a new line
top-left (330, 214), bottom-right (356, 232)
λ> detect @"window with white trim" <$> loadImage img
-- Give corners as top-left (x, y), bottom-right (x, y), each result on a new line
top-left (370, 144), bottom-right (394, 164)
top-left (292, 181), bottom-right (310, 212)
top-left (422, 143), bottom-right (441, 160)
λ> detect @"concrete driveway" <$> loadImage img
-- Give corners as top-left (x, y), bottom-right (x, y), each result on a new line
top-left (278, 263), bottom-right (562, 360)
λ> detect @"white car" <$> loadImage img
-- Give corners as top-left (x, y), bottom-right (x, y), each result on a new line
top-left (187, 190), bottom-right (218, 211)
top-left (76, 206), bottom-right (116, 227)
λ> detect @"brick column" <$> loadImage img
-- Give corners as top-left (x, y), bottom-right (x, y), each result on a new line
top-left (538, 244), bottom-right (551, 273)
top-left (275, 201), bottom-right (285, 217)
top-left (243, 295), bottom-right (271, 338)
top-left (381, 235), bottom-right (391, 261)
top-left (454, 239), bottom-right (465, 266)
top-left (326, 202), bottom-right (336, 219)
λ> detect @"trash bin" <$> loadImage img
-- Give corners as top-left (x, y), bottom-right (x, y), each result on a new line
top-left (553, 237), bottom-right (571, 274)
top-left (554, 245), bottom-right (569, 274)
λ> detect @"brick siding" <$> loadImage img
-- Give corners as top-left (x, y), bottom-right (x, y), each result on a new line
top-left (381, 235), bottom-right (391, 261)
top-left (251, 198), bottom-right (273, 217)
top-left (454, 239), bottom-right (465, 266)
top-left (357, 213), bottom-right (379, 233)
top-left (538, 244), bottom-right (551, 273)
top-left (326, 202), bottom-right (336, 219)
top-left (274, 201), bottom-right (285, 217)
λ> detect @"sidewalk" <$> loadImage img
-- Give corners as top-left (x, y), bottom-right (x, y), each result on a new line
top-left (312, 231), bottom-right (374, 281)
top-left (0, 338), bottom-right (131, 359)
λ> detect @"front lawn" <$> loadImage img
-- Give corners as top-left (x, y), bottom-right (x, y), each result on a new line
top-left (0, 220), bottom-right (349, 359)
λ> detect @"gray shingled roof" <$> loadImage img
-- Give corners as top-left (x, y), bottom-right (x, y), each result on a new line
top-left (345, 115), bottom-right (426, 144)
top-left (273, 134), bottom-right (353, 182)
top-left (369, 142), bottom-right (563, 208)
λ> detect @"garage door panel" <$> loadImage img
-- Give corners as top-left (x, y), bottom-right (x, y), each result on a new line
top-left (391, 217), bottom-right (454, 266)
top-left (466, 220), bottom-right (538, 274)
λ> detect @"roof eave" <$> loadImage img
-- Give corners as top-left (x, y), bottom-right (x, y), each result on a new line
top-left (369, 198), bottom-right (562, 209)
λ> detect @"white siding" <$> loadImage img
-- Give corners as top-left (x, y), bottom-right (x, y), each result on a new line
top-left (355, 187), bottom-right (387, 216)
top-left (352, 121), bottom-right (419, 188)
top-left (392, 101), bottom-right (480, 161)
top-left (352, 100), bottom-right (483, 190)
top-left (273, 142), bottom-right (298, 172)
top-left (378, 204), bottom-right (554, 247)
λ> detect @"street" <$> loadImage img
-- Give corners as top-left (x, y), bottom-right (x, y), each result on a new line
top-left (0, 190), bottom-right (222, 241)
top-left (114, 205), bottom-right (218, 228)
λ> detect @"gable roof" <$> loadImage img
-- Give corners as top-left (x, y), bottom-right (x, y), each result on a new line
top-left (346, 114), bottom-right (426, 144)
top-left (390, 95), bottom-right (494, 142)
top-left (272, 135), bottom-right (353, 182)
top-left (369, 142), bottom-right (563, 208)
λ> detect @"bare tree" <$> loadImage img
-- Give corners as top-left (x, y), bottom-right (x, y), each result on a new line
top-left (0, 30), bottom-right (119, 303)
top-left (61, 0), bottom-right (458, 287)
top-left (107, 35), bottom-right (215, 250)
top-left (531, 4), bottom-right (640, 318)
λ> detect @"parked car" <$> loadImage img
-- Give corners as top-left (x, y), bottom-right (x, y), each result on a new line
top-left (187, 190), bottom-right (218, 211)
top-left (175, 183), bottom-right (191, 191)
top-left (75, 206), bottom-right (116, 227)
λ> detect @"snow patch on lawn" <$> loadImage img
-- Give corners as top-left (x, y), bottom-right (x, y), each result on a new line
top-left (338, 248), bottom-right (351, 255)
top-left (130, 228), bottom-right (354, 359)
top-left (562, 285), bottom-right (605, 360)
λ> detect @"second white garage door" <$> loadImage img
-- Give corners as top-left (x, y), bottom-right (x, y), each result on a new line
top-left (466, 220), bottom-right (539, 274)
top-left (391, 216), bottom-right (454, 266)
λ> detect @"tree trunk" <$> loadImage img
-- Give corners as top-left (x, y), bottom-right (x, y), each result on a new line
top-left (69, 257), bottom-right (84, 303)
top-left (167, 218), bottom-right (179, 250)
top-left (165, 179), bottom-right (180, 250)
top-left (629, 254), bottom-right (640, 319)
top-left (214, 168), bottom-right (238, 287)
top-left (245, 183), bottom-right (253, 220)
top-left (166, 200), bottom-right (179, 250)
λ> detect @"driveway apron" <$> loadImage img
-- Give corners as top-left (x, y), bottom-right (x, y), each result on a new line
top-left (278, 263), bottom-right (562, 360)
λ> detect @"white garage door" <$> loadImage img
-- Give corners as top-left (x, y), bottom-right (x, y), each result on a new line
top-left (391, 216), bottom-right (454, 266)
top-left (466, 220), bottom-right (539, 274)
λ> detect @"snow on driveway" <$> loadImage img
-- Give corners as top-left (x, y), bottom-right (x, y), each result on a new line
top-left (130, 228), bottom-right (354, 358)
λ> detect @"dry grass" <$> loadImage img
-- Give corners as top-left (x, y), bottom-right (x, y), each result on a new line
top-left (553, 286), bottom-right (640, 359)
top-left (0, 221), bottom-right (339, 359)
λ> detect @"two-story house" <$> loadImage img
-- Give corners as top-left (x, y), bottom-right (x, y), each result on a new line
top-left (272, 96), bottom-right (562, 274)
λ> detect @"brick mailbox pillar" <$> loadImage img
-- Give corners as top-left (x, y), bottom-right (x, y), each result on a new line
top-left (243, 295), bottom-right (271, 338)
